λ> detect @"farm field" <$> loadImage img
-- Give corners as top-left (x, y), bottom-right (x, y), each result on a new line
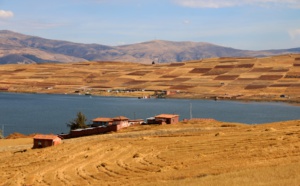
top-left (0, 54), bottom-right (300, 102)
top-left (0, 120), bottom-right (299, 185)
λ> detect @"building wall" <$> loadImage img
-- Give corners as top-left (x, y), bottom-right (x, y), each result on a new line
top-left (33, 138), bottom-right (61, 148)
top-left (59, 133), bottom-right (71, 139)
top-left (147, 118), bottom-right (156, 124)
top-left (67, 125), bottom-right (123, 138)
top-left (113, 120), bottom-right (129, 128)
top-left (60, 119), bottom-right (132, 139)
top-left (120, 120), bottom-right (130, 128)
top-left (172, 116), bottom-right (179, 124)
top-left (155, 116), bottom-right (179, 124)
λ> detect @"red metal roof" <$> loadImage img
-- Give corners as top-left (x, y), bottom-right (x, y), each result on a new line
top-left (33, 134), bottom-right (60, 140)
top-left (92, 117), bottom-right (113, 122)
top-left (155, 114), bottom-right (179, 119)
top-left (113, 116), bottom-right (129, 120)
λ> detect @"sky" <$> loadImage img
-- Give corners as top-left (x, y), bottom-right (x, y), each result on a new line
top-left (0, 0), bottom-right (300, 50)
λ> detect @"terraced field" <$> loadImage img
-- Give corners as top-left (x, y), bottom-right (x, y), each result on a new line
top-left (0, 54), bottom-right (300, 101)
top-left (0, 120), bottom-right (300, 185)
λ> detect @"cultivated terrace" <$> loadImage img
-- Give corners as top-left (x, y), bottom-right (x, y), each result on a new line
top-left (0, 54), bottom-right (299, 102)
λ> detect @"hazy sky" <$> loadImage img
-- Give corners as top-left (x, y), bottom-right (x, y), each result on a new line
top-left (0, 0), bottom-right (300, 50)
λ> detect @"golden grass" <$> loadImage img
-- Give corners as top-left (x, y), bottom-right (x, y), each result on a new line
top-left (0, 120), bottom-right (299, 185)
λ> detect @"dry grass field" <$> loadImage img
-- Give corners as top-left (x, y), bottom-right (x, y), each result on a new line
top-left (1, 55), bottom-right (300, 185)
top-left (0, 120), bottom-right (300, 186)
top-left (0, 54), bottom-right (300, 102)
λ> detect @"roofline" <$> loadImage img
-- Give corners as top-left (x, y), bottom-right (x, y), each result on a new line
top-left (155, 114), bottom-right (179, 118)
top-left (33, 134), bottom-right (60, 140)
top-left (92, 117), bottom-right (113, 121)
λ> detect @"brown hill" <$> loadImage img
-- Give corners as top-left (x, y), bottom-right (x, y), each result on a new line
top-left (5, 132), bottom-right (36, 139)
top-left (0, 120), bottom-right (299, 185)
top-left (0, 54), bottom-right (299, 102)
top-left (1, 30), bottom-right (300, 64)
top-left (115, 40), bottom-right (250, 63)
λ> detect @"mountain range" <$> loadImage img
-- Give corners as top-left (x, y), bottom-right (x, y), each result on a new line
top-left (0, 30), bottom-right (300, 64)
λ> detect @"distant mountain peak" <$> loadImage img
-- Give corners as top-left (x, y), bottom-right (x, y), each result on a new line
top-left (0, 30), bottom-right (16, 34)
top-left (0, 30), bottom-right (299, 64)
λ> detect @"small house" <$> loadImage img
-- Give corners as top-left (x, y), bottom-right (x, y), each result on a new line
top-left (33, 134), bottom-right (62, 148)
top-left (146, 117), bottom-right (156, 124)
top-left (113, 116), bottom-right (130, 128)
top-left (155, 114), bottom-right (179, 124)
top-left (92, 117), bottom-right (113, 127)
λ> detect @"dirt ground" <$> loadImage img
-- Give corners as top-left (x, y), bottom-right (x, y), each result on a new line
top-left (0, 120), bottom-right (299, 186)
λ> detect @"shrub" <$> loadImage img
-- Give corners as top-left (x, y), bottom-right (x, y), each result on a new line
top-left (67, 112), bottom-right (88, 130)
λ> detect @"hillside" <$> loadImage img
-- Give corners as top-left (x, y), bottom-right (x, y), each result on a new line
top-left (0, 54), bottom-right (300, 102)
top-left (0, 120), bottom-right (299, 185)
top-left (1, 30), bottom-right (300, 64)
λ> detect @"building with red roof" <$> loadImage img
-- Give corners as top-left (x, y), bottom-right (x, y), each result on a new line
top-left (33, 134), bottom-right (62, 148)
top-left (154, 114), bottom-right (179, 124)
top-left (92, 117), bottom-right (113, 127)
top-left (112, 116), bottom-right (130, 128)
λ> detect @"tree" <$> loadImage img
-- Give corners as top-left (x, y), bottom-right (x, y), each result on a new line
top-left (0, 129), bottom-right (3, 139)
top-left (67, 112), bottom-right (88, 130)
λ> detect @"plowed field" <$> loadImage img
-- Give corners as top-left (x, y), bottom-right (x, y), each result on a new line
top-left (0, 54), bottom-right (300, 102)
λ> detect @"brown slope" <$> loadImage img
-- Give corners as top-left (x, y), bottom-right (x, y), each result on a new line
top-left (1, 30), bottom-right (300, 64)
top-left (0, 30), bottom-right (89, 63)
top-left (0, 54), bottom-right (299, 102)
top-left (115, 40), bottom-right (251, 63)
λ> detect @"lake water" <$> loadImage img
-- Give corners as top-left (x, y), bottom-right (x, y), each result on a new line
top-left (0, 92), bottom-right (299, 137)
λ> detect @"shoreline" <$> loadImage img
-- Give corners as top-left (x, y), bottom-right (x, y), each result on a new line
top-left (1, 89), bottom-right (300, 105)
top-left (1, 90), bottom-right (299, 137)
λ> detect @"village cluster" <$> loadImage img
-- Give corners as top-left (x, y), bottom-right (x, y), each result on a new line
top-left (73, 88), bottom-right (180, 99)
top-left (33, 114), bottom-right (180, 148)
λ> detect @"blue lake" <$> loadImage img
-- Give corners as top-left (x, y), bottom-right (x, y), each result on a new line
top-left (0, 92), bottom-right (299, 137)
